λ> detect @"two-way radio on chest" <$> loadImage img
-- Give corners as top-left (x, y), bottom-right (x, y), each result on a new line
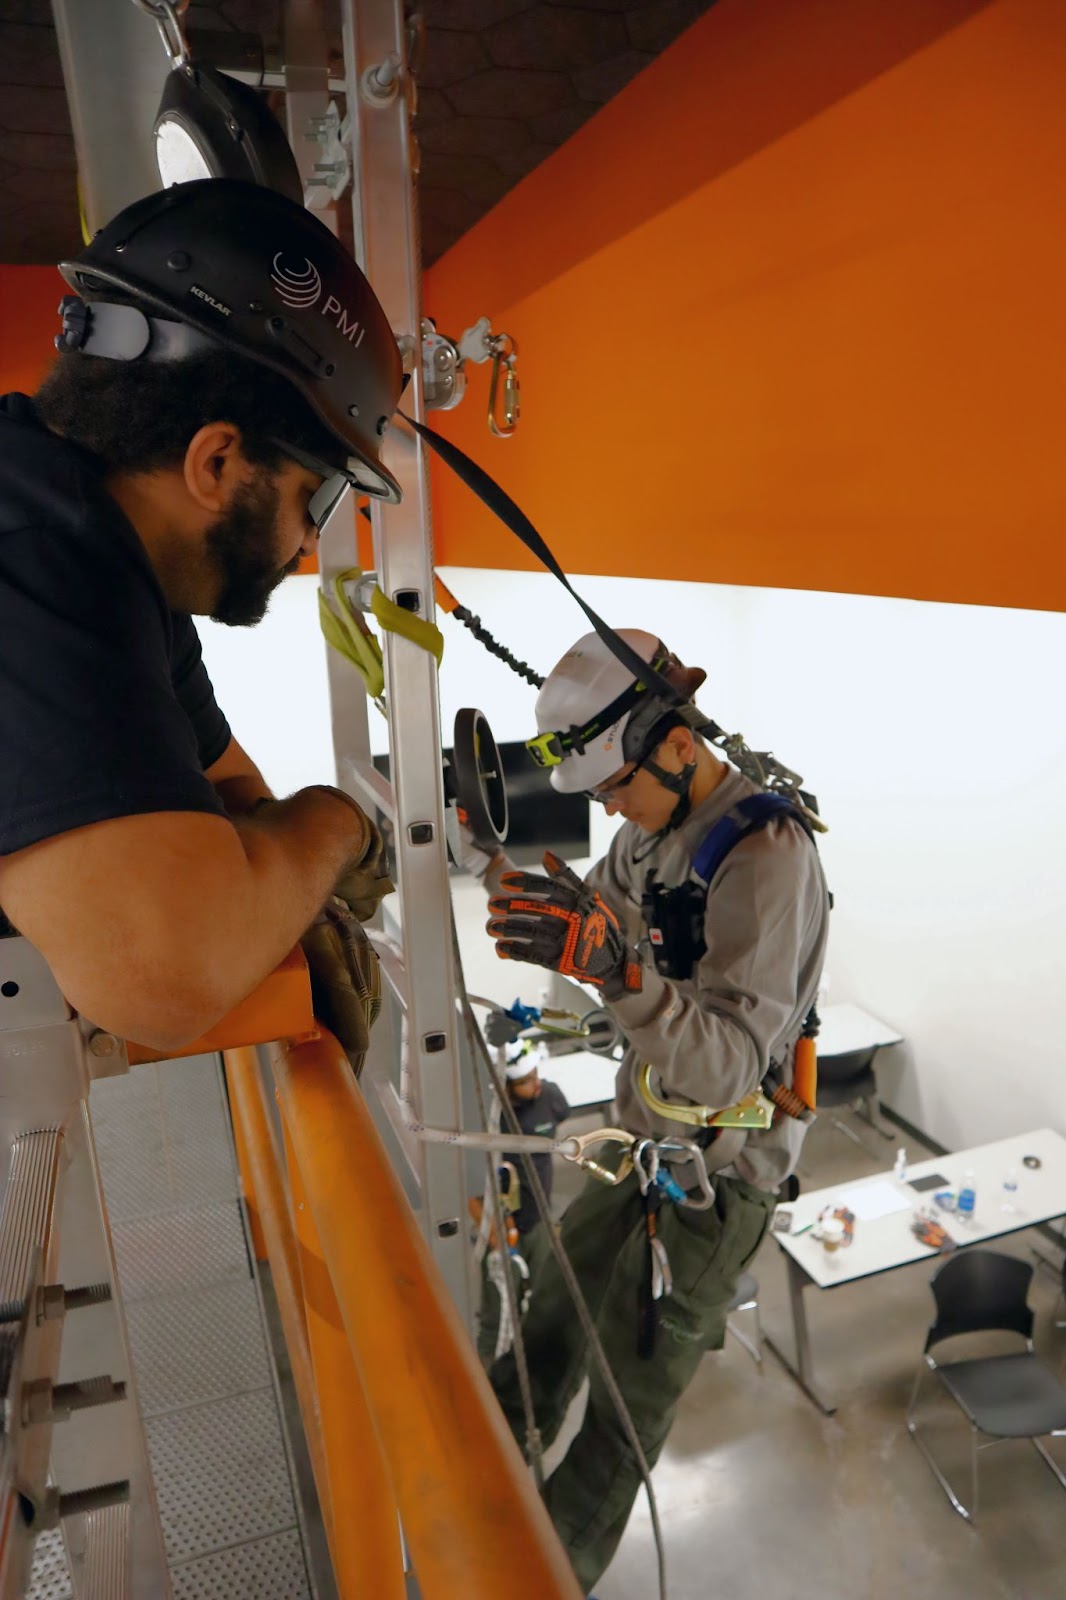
top-left (642, 793), bottom-right (815, 984)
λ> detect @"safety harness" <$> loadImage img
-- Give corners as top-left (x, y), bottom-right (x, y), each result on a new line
top-left (643, 792), bottom-right (813, 982)
top-left (639, 791), bottom-right (821, 1144)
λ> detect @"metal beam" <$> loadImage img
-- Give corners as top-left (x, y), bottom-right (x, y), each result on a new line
top-left (338, 0), bottom-right (474, 1322)
top-left (51, 0), bottom-right (169, 235)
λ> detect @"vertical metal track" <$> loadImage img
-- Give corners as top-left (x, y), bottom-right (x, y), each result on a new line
top-left (324, 0), bottom-right (473, 1322)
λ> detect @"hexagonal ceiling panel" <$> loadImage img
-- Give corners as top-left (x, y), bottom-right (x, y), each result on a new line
top-left (0, 0), bottom-right (714, 267)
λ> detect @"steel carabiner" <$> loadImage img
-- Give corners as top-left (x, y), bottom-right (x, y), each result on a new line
top-left (654, 1137), bottom-right (716, 1211)
top-left (488, 333), bottom-right (520, 437)
top-left (632, 1138), bottom-right (661, 1197)
top-left (561, 1126), bottom-right (635, 1187)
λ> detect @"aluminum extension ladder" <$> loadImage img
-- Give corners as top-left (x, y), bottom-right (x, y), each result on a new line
top-left (0, 935), bottom-right (169, 1600)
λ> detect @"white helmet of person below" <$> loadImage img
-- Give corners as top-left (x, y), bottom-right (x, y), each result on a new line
top-left (528, 629), bottom-right (705, 796)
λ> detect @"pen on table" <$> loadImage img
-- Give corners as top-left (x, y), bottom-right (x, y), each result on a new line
top-left (793, 1221), bottom-right (814, 1236)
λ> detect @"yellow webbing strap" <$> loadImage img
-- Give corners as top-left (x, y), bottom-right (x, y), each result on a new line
top-left (370, 585), bottom-right (444, 664)
top-left (317, 569), bottom-right (385, 700)
top-left (77, 177), bottom-right (91, 246)
top-left (317, 569), bottom-right (445, 699)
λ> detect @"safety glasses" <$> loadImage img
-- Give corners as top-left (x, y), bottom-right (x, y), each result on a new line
top-left (270, 437), bottom-right (388, 532)
top-left (585, 751), bottom-right (653, 806)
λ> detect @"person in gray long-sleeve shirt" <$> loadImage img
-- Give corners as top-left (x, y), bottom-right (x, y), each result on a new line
top-left (474, 625), bottom-right (830, 1592)
top-left (588, 764), bottom-right (827, 1193)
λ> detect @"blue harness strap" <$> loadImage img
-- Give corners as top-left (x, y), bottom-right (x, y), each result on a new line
top-left (691, 793), bottom-right (809, 886)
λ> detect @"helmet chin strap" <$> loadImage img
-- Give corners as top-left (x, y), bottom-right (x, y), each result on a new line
top-left (631, 758), bottom-right (697, 863)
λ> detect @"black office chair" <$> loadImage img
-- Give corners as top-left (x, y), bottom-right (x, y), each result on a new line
top-left (816, 1045), bottom-right (894, 1156)
top-left (907, 1249), bottom-right (1066, 1521)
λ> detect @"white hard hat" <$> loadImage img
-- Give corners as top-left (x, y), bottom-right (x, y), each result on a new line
top-left (532, 629), bottom-right (666, 794)
top-left (505, 1041), bottom-right (549, 1081)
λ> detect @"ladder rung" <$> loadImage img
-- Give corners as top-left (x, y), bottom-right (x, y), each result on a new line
top-left (340, 756), bottom-right (396, 821)
top-left (0, 1131), bottom-right (63, 1307)
top-left (371, 938), bottom-right (408, 1010)
top-left (82, 1498), bottom-right (130, 1600)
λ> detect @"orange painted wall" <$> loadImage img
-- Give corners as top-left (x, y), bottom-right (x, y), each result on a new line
top-left (0, 268), bottom-right (65, 394)
top-left (423, 0), bottom-right (1066, 613)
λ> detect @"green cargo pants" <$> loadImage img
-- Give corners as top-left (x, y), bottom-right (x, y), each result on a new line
top-left (489, 1165), bottom-right (776, 1592)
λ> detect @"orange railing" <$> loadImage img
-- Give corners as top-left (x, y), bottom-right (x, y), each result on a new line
top-left (218, 980), bottom-right (580, 1598)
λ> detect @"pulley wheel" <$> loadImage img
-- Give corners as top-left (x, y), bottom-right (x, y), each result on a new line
top-left (452, 707), bottom-right (509, 850)
top-left (580, 1008), bottom-right (622, 1057)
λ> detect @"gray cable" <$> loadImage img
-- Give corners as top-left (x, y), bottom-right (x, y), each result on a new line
top-left (457, 944), bottom-right (545, 1489)
top-left (451, 931), bottom-right (668, 1600)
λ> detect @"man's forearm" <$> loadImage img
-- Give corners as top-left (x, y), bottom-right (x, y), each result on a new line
top-left (0, 789), bottom-right (374, 1054)
top-left (225, 786), bottom-right (370, 952)
top-left (204, 734), bottom-right (273, 816)
top-left (157, 789), bottom-right (373, 1044)
top-left (213, 772), bottom-right (274, 815)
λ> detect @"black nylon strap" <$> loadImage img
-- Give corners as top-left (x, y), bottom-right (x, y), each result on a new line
top-left (404, 414), bottom-right (711, 725)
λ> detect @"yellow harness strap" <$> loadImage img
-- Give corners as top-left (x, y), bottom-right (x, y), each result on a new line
top-left (318, 567), bottom-right (444, 702)
top-left (370, 583), bottom-right (444, 664)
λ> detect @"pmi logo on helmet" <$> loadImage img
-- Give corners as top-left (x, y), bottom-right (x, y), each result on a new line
top-left (271, 254), bottom-right (322, 308)
top-left (270, 252), bottom-right (366, 346)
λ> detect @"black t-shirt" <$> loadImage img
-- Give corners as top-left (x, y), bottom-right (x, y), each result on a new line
top-left (0, 393), bottom-right (230, 861)
top-left (503, 1080), bottom-right (571, 1235)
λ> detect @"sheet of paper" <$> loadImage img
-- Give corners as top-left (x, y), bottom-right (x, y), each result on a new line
top-left (837, 1180), bottom-right (913, 1222)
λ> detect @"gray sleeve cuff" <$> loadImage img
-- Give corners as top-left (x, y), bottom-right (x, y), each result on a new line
top-left (608, 966), bottom-right (670, 1033)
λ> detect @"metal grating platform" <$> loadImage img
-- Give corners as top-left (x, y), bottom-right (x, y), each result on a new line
top-left (25, 1530), bottom-right (70, 1600)
top-left (29, 1054), bottom-right (314, 1600)
top-left (170, 1528), bottom-right (310, 1600)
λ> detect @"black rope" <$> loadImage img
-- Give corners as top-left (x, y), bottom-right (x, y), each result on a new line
top-left (451, 605), bottom-right (545, 689)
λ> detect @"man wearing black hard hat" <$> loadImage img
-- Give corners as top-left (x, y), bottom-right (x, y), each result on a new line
top-left (0, 179), bottom-right (402, 1054)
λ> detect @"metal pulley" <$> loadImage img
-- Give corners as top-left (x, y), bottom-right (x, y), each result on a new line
top-left (580, 1008), bottom-right (623, 1056)
top-left (450, 708), bottom-right (509, 851)
top-left (420, 319), bottom-right (466, 411)
top-left (420, 316), bottom-right (520, 434)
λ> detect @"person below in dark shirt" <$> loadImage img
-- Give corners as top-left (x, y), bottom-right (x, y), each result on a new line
top-left (0, 179), bottom-right (403, 1054)
top-left (502, 1043), bottom-right (572, 1237)
top-left (475, 1042), bottom-right (571, 1366)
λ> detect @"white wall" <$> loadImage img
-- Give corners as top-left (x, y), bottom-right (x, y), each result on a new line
top-left (198, 566), bottom-right (1066, 1155)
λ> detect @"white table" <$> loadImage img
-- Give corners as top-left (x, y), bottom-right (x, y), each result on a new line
top-left (815, 1003), bottom-right (904, 1148)
top-left (543, 1051), bottom-right (619, 1114)
top-left (817, 1002), bottom-right (903, 1057)
top-left (769, 1127), bottom-right (1066, 1413)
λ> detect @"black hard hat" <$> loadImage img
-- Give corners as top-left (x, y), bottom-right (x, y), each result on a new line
top-left (59, 179), bottom-right (403, 501)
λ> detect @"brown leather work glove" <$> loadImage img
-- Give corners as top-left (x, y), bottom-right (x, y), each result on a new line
top-left (301, 897), bottom-right (382, 1072)
top-left (332, 816), bottom-right (395, 923)
top-left (281, 785), bottom-right (394, 922)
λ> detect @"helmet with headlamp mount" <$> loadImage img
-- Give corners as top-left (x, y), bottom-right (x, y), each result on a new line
top-left (58, 178), bottom-right (404, 507)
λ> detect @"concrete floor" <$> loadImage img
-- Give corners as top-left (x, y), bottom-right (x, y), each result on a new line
top-left (544, 1111), bottom-right (1066, 1600)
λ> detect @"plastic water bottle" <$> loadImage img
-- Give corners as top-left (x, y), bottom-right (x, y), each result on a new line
top-left (957, 1169), bottom-right (977, 1225)
top-left (893, 1147), bottom-right (908, 1183)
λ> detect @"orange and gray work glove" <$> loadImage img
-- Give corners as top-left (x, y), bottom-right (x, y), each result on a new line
top-left (486, 851), bottom-right (643, 1002)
